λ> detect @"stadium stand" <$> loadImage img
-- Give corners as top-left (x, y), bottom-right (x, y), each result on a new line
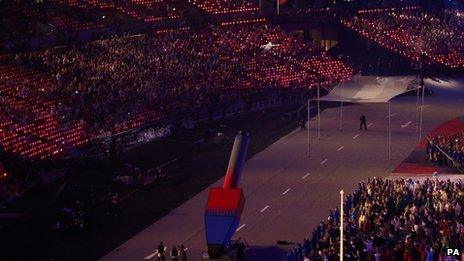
top-left (286, 177), bottom-right (464, 260)
top-left (187, 0), bottom-right (259, 14)
top-left (426, 132), bottom-right (464, 170)
top-left (0, 25), bottom-right (352, 160)
top-left (342, 7), bottom-right (464, 69)
top-left (2, 0), bottom-right (110, 37)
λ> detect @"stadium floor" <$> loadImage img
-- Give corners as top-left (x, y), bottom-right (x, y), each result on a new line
top-left (102, 78), bottom-right (464, 261)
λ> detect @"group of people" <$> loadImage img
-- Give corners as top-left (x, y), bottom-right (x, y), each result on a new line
top-left (286, 177), bottom-right (464, 260)
top-left (426, 131), bottom-right (464, 169)
top-left (157, 242), bottom-right (187, 261)
top-left (0, 24), bottom-right (350, 158)
top-left (343, 8), bottom-right (464, 69)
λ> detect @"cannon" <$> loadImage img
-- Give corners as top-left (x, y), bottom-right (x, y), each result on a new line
top-left (204, 131), bottom-right (250, 259)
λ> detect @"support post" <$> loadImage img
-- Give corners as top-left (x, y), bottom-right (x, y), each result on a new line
top-left (340, 189), bottom-right (344, 261)
top-left (307, 98), bottom-right (310, 158)
top-left (388, 101), bottom-right (392, 160)
top-left (339, 79), bottom-right (344, 131)
top-left (418, 55), bottom-right (425, 141)
top-left (317, 84), bottom-right (321, 140)
top-left (276, 0), bottom-right (279, 15)
top-left (415, 85), bottom-right (420, 132)
top-left (419, 80), bottom-right (425, 142)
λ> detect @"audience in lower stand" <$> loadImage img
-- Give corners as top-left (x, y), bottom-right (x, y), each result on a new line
top-left (287, 177), bottom-right (464, 260)
top-left (426, 132), bottom-right (464, 169)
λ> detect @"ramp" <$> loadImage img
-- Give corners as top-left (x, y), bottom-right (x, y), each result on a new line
top-left (319, 75), bottom-right (416, 103)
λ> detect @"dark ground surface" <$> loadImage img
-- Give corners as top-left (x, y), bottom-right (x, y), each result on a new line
top-left (1, 103), bottom-right (328, 261)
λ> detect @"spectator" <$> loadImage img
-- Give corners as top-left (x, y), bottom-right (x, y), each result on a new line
top-left (158, 241), bottom-right (166, 261)
top-left (179, 245), bottom-right (187, 261)
top-left (170, 246), bottom-right (178, 261)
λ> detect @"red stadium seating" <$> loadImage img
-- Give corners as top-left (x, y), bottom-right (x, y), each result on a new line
top-left (342, 7), bottom-right (464, 69)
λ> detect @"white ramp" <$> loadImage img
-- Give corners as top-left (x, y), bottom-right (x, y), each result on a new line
top-left (319, 76), bottom-right (416, 103)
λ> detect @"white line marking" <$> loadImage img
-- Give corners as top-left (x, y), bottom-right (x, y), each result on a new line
top-left (353, 134), bottom-right (360, 139)
top-left (145, 252), bottom-right (157, 260)
top-left (320, 158), bottom-right (328, 165)
top-left (236, 224), bottom-right (246, 231)
top-left (337, 146), bottom-right (344, 151)
top-left (282, 188), bottom-right (291, 195)
top-left (401, 121), bottom-right (412, 128)
top-left (145, 247), bottom-right (167, 260)
top-left (302, 173), bottom-right (310, 179)
top-left (367, 123), bottom-right (373, 127)
top-left (387, 113), bottom-right (398, 118)
top-left (260, 205), bottom-right (269, 213)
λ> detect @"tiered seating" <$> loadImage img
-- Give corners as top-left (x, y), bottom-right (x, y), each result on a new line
top-left (104, 0), bottom-right (179, 23)
top-left (0, 0), bottom-right (183, 42)
top-left (1, 24), bottom-right (352, 161)
top-left (212, 25), bottom-right (352, 90)
top-left (0, 1), bottom-right (45, 41)
top-left (49, 0), bottom-right (181, 23)
top-left (0, 0), bottom-right (107, 40)
top-left (47, 15), bottom-right (104, 31)
top-left (188, 0), bottom-right (259, 14)
top-left (49, 0), bottom-right (114, 9)
top-left (24, 5), bottom-right (106, 32)
top-left (0, 61), bottom-right (88, 159)
top-left (342, 8), bottom-right (464, 69)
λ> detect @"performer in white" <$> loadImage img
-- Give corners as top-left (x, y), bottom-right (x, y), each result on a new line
top-left (260, 41), bottom-right (280, 51)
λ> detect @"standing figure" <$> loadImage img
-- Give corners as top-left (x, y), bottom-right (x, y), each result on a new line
top-left (170, 246), bottom-right (178, 261)
top-left (360, 115), bottom-right (367, 130)
top-left (158, 241), bottom-right (166, 261)
top-left (179, 245), bottom-right (187, 261)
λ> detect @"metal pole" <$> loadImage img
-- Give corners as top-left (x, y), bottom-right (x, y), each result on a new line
top-left (339, 79), bottom-right (344, 131)
top-left (419, 81), bottom-right (425, 142)
top-left (388, 101), bottom-right (391, 160)
top-left (307, 98), bottom-right (310, 158)
top-left (415, 85), bottom-right (420, 132)
top-left (317, 83), bottom-right (321, 140)
top-left (340, 189), bottom-right (344, 261)
top-left (276, 0), bottom-right (279, 15)
top-left (418, 56), bottom-right (425, 140)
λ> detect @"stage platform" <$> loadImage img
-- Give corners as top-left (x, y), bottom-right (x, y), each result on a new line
top-left (319, 75), bottom-right (416, 103)
top-left (101, 77), bottom-right (464, 260)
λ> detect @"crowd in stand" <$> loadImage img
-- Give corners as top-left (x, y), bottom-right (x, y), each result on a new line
top-left (0, 24), bottom-right (351, 160)
top-left (286, 177), bottom-right (464, 260)
top-left (342, 8), bottom-right (464, 69)
top-left (426, 132), bottom-right (464, 169)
